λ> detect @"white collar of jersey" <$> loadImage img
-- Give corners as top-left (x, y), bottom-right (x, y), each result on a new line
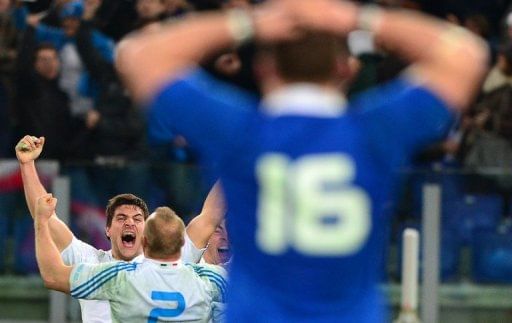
top-left (262, 84), bottom-right (347, 117)
top-left (132, 254), bottom-right (145, 263)
top-left (145, 257), bottom-right (182, 267)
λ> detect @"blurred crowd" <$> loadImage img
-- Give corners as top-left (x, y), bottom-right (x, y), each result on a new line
top-left (1, 0), bottom-right (512, 175)
top-left (0, 0), bottom-right (510, 173)
top-left (0, 0), bottom-right (511, 169)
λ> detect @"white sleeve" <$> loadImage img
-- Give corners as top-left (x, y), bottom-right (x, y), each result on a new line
top-left (212, 302), bottom-right (225, 323)
top-left (181, 232), bottom-right (206, 264)
top-left (70, 262), bottom-right (134, 300)
top-left (61, 237), bottom-right (102, 266)
top-left (196, 263), bottom-right (228, 303)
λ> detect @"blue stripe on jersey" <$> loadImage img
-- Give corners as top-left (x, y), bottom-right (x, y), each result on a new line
top-left (202, 273), bottom-right (226, 301)
top-left (70, 262), bottom-right (137, 298)
top-left (71, 262), bottom-right (135, 296)
top-left (75, 266), bottom-right (137, 299)
top-left (193, 268), bottom-right (227, 301)
top-left (185, 264), bottom-right (227, 301)
top-left (194, 269), bottom-right (227, 290)
top-left (189, 266), bottom-right (227, 288)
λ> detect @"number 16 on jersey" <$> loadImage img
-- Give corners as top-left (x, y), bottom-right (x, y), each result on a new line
top-left (256, 153), bottom-right (372, 256)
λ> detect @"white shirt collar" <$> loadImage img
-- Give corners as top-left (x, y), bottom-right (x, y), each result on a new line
top-left (262, 84), bottom-right (347, 117)
top-left (145, 257), bottom-right (182, 267)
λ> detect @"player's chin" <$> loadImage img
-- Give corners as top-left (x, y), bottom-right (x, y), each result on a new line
top-left (118, 242), bottom-right (141, 260)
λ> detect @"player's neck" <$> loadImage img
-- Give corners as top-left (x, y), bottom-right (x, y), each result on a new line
top-left (146, 251), bottom-right (181, 263)
top-left (110, 247), bottom-right (143, 261)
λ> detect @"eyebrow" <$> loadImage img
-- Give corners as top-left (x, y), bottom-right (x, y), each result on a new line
top-left (115, 213), bottom-right (144, 218)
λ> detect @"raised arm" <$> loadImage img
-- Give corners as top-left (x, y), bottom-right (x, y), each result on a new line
top-left (116, 0), bottom-right (299, 103)
top-left (34, 193), bottom-right (72, 293)
top-left (15, 136), bottom-right (73, 252)
top-left (291, 0), bottom-right (489, 110)
top-left (186, 182), bottom-right (226, 249)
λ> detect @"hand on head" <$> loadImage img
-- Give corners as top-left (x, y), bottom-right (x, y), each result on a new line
top-left (288, 0), bottom-right (359, 36)
top-left (15, 135), bottom-right (45, 164)
top-left (35, 193), bottom-right (57, 222)
top-left (253, 0), bottom-right (358, 43)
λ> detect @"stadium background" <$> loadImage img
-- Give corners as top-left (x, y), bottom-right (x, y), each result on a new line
top-left (1, 0), bottom-right (512, 322)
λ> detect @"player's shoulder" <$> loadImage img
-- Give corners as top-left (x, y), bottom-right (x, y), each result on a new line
top-left (62, 237), bottom-right (111, 265)
top-left (185, 263), bottom-right (227, 280)
top-left (185, 263), bottom-right (227, 302)
top-left (78, 260), bottom-right (139, 273)
top-left (350, 77), bottom-right (428, 112)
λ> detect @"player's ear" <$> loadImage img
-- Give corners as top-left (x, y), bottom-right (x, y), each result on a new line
top-left (336, 55), bottom-right (360, 81)
top-left (105, 226), bottom-right (111, 240)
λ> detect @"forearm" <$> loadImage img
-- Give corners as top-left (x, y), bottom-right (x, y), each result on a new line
top-left (356, 6), bottom-right (488, 107)
top-left (35, 219), bottom-right (71, 293)
top-left (20, 162), bottom-right (73, 251)
top-left (117, 11), bottom-right (247, 102)
top-left (20, 161), bottom-right (47, 217)
top-left (187, 183), bottom-right (226, 248)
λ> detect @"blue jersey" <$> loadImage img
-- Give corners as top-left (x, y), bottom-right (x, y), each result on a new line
top-left (148, 69), bottom-right (453, 322)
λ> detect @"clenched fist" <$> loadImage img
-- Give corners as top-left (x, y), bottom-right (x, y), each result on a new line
top-left (15, 135), bottom-right (45, 164)
top-left (35, 193), bottom-right (57, 221)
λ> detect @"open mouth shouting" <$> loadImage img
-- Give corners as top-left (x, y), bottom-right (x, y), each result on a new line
top-left (121, 231), bottom-right (137, 248)
top-left (217, 245), bottom-right (232, 264)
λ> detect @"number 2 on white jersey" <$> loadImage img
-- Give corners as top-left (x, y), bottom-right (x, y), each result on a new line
top-left (256, 154), bottom-right (372, 256)
top-left (148, 291), bottom-right (185, 323)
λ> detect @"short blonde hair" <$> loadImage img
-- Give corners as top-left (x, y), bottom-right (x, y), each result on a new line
top-left (144, 207), bottom-right (185, 258)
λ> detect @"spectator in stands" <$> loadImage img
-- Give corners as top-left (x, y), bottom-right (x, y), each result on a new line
top-left (73, 6), bottom-right (150, 203)
top-left (76, 8), bottom-right (147, 163)
top-left (482, 41), bottom-right (512, 94)
top-left (15, 27), bottom-right (86, 161)
top-left (0, 0), bottom-right (18, 93)
top-left (0, 0), bottom-right (19, 157)
top-left (163, 0), bottom-right (192, 18)
top-left (461, 42), bottom-right (512, 175)
top-left (135, 0), bottom-right (167, 29)
top-left (16, 0), bottom-right (114, 117)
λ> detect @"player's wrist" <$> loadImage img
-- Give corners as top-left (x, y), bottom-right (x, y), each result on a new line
top-left (226, 8), bottom-right (254, 47)
top-left (356, 4), bottom-right (384, 33)
top-left (34, 217), bottom-right (49, 228)
top-left (18, 157), bottom-right (35, 165)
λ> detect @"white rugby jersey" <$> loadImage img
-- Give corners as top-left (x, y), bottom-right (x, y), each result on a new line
top-left (69, 259), bottom-right (226, 323)
top-left (61, 234), bottom-right (205, 323)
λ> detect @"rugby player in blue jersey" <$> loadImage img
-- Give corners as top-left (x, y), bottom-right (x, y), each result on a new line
top-left (117, 0), bottom-right (488, 321)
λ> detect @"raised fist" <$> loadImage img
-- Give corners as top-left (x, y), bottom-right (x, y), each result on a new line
top-left (15, 135), bottom-right (45, 164)
top-left (35, 193), bottom-right (57, 221)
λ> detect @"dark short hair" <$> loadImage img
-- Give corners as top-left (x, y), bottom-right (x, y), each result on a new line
top-left (105, 194), bottom-right (149, 227)
top-left (273, 32), bottom-right (349, 83)
top-left (144, 207), bottom-right (185, 258)
top-left (36, 42), bottom-right (58, 52)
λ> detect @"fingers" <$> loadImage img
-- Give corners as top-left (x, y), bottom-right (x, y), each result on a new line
top-left (37, 193), bottom-right (58, 210)
top-left (37, 193), bottom-right (53, 203)
top-left (16, 135), bottom-right (44, 152)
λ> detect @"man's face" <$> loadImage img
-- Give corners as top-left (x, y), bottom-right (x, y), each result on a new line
top-left (61, 17), bottom-right (80, 37)
top-left (204, 221), bottom-right (231, 265)
top-left (137, 0), bottom-right (165, 20)
top-left (35, 49), bottom-right (60, 80)
top-left (0, 0), bottom-right (11, 14)
top-left (106, 204), bottom-right (146, 261)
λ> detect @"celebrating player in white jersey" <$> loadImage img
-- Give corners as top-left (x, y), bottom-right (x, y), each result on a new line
top-left (16, 135), bottom-right (226, 322)
top-left (35, 195), bottom-right (227, 322)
